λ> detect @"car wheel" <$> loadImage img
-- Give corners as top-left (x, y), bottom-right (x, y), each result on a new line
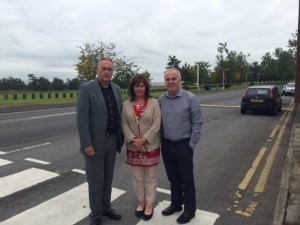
top-left (272, 107), bottom-right (277, 116)
top-left (241, 108), bottom-right (246, 114)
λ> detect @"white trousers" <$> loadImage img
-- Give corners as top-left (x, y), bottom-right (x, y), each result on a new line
top-left (131, 165), bottom-right (158, 204)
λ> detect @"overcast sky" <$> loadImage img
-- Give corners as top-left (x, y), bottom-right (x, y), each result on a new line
top-left (0, 0), bottom-right (298, 83)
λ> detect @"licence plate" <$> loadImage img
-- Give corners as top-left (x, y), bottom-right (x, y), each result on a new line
top-left (251, 99), bottom-right (263, 103)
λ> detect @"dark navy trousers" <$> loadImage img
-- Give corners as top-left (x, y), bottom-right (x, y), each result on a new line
top-left (161, 138), bottom-right (196, 212)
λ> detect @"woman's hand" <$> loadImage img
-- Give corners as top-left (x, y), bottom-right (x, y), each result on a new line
top-left (132, 137), bottom-right (146, 151)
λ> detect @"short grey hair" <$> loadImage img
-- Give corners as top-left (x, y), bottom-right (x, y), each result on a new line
top-left (97, 57), bottom-right (114, 69)
top-left (164, 67), bottom-right (182, 78)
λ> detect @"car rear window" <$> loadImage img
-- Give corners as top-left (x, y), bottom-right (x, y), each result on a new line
top-left (287, 83), bottom-right (295, 87)
top-left (246, 89), bottom-right (270, 97)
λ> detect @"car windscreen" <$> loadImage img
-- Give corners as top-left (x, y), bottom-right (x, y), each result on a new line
top-left (246, 89), bottom-right (270, 97)
top-left (287, 83), bottom-right (295, 87)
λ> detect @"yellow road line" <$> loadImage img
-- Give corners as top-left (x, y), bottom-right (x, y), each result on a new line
top-left (254, 110), bottom-right (291, 193)
top-left (238, 148), bottom-right (267, 190)
top-left (270, 125), bottom-right (279, 138)
top-left (229, 103), bottom-right (292, 217)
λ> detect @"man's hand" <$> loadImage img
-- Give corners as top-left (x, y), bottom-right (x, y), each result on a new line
top-left (84, 146), bottom-right (95, 156)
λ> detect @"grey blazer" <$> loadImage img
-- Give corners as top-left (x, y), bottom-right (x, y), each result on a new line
top-left (76, 79), bottom-right (123, 155)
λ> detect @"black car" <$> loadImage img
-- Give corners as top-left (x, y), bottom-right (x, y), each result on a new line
top-left (240, 85), bottom-right (282, 116)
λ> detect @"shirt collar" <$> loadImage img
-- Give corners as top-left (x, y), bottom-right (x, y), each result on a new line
top-left (97, 79), bottom-right (112, 90)
top-left (166, 88), bottom-right (183, 98)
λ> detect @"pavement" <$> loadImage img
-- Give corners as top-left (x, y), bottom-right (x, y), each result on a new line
top-left (0, 102), bottom-right (299, 225)
top-left (273, 103), bottom-right (300, 225)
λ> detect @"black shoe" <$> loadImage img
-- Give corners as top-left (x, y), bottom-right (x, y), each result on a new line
top-left (135, 209), bottom-right (144, 217)
top-left (90, 218), bottom-right (102, 225)
top-left (162, 204), bottom-right (183, 216)
top-left (143, 210), bottom-right (153, 221)
top-left (176, 211), bottom-right (195, 224)
top-left (103, 209), bottom-right (121, 220)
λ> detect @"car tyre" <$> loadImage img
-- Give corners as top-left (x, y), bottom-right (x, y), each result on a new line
top-left (241, 108), bottom-right (246, 114)
top-left (272, 107), bottom-right (277, 116)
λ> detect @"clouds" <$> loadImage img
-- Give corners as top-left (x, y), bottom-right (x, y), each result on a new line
top-left (0, 0), bottom-right (297, 82)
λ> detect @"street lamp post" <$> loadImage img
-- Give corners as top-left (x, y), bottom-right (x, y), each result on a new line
top-left (196, 63), bottom-right (200, 92)
top-left (246, 72), bottom-right (250, 87)
top-left (223, 69), bottom-right (229, 90)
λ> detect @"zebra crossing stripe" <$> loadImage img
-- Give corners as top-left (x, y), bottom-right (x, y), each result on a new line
top-left (137, 200), bottom-right (220, 225)
top-left (0, 158), bottom-right (12, 166)
top-left (157, 187), bottom-right (171, 195)
top-left (72, 168), bottom-right (86, 174)
top-left (0, 168), bottom-right (59, 198)
top-left (0, 183), bottom-right (126, 225)
top-left (24, 158), bottom-right (50, 165)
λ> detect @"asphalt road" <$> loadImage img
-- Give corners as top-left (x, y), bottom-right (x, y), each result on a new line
top-left (0, 90), bottom-right (294, 225)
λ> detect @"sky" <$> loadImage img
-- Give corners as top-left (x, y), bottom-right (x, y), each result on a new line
top-left (0, 0), bottom-right (298, 83)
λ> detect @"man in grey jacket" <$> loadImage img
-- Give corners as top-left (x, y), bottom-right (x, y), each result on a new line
top-left (76, 57), bottom-right (123, 225)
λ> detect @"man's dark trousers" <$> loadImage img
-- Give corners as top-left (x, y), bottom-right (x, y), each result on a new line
top-left (84, 134), bottom-right (117, 221)
top-left (161, 138), bottom-right (196, 212)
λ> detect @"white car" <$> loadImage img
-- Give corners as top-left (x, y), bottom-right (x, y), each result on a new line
top-left (282, 83), bottom-right (295, 96)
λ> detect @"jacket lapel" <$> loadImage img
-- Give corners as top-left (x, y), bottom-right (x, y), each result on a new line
top-left (91, 79), bottom-right (107, 114)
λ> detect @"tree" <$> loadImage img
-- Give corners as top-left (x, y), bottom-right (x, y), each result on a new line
top-left (112, 59), bottom-right (139, 88)
top-left (273, 48), bottom-right (295, 83)
top-left (249, 62), bottom-right (261, 84)
top-left (27, 74), bottom-right (39, 91)
top-left (75, 41), bottom-right (146, 87)
top-left (0, 77), bottom-right (26, 91)
top-left (287, 30), bottom-right (297, 63)
top-left (166, 55), bottom-right (181, 69)
top-left (215, 42), bottom-right (250, 84)
top-left (141, 70), bottom-right (152, 83)
top-left (38, 77), bottom-right (52, 91)
top-left (75, 42), bottom-right (119, 81)
top-left (194, 61), bottom-right (211, 84)
top-left (52, 77), bottom-right (67, 91)
top-left (67, 78), bottom-right (82, 90)
top-left (260, 52), bottom-right (277, 83)
top-left (180, 62), bottom-right (196, 86)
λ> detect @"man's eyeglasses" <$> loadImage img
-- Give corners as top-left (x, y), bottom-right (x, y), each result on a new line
top-left (165, 77), bottom-right (177, 82)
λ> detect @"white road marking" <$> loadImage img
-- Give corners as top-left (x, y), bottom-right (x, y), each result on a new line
top-left (157, 187), bottom-right (171, 195)
top-left (0, 112), bottom-right (75, 124)
top-left (0, 168), bottom-right (59, 198)
top-left (24, 158), bottom-right (50, 165)
top-left (137, 200), bottom-right (220, 225)
top-left (0, 158), bottom-right (12, 166)
top-left (0, 183), bottom-right (126, 225)
top-left (1, 142), bottom-right (50, 155)
top-left (28, 112), bottom-right (75, 119)
top-left (72, 168), bottom-right (86, 174)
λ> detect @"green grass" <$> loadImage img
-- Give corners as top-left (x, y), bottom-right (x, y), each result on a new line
top-left (0, 85), bottom-right (246, 109)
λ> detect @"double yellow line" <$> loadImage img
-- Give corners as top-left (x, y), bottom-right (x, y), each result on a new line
top-left (227, 100), bottom-right (294, 217)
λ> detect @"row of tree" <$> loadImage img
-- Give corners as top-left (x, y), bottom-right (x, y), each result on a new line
top-left (0, 74), bottom-right (82, 91)
top-left (0, 31), bottom-right (297, 91)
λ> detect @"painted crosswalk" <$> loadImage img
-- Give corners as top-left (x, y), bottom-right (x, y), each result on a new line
top-left (0, 158), bottom-right (12, 166)
top-left (138, 200), bottom-right (219, 225)
top-left (0, 184), bottom-right (125, 225)
top-left (0, 164), bottom-right (220, 225)
top-left (0, 168), bottom-right (59, 198)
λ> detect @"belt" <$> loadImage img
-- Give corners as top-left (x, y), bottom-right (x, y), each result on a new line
top-left (163, 138), bottom-right (190, 143)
